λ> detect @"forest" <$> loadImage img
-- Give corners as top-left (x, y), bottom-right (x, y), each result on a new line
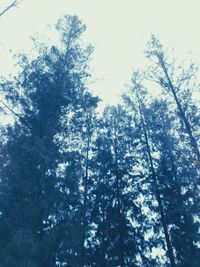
top-left (0, 14), bottom-right (200, 267)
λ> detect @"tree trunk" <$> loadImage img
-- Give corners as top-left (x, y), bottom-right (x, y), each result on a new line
top-left (136, 91), bottom-right (176, 267)
top-left (101, 171), bottom-right (107, 267)
top-left (80, 133), bottom-right (90, 267)
top-left (113, 132), bottom-right (125, 267)
top-left (159, 56), bottom-right (200, 162)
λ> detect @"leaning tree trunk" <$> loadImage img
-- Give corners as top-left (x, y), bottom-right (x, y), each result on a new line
top-left (136, 91), bottom-right (176, 267)
top-left (158, 56), bottom-right (200, 162)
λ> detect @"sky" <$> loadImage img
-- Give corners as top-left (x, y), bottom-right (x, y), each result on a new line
top-left (0, 0), bottom-right (200, 106)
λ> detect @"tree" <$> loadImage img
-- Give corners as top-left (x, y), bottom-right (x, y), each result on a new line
top-left (0, 15), bottom-right (98, 267)
top-left (89, 105), bottom-right (155, 267)
top-left (126, 72), bottom-right (176, 267)
top-left (125, 69), bottom-right (200, 267)
top-left (145, 35), bottom-right (200, 163)
top-left (144, 99), bottom-right (200, 267)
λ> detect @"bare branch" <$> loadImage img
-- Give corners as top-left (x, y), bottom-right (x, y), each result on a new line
top-left (0, 0), bottom-right (21, 17)
top-left (0, 99), bottom-right (28, 127)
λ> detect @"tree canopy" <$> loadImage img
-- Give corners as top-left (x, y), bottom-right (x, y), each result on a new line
top-left (0, 17), bottom-right (199, 267)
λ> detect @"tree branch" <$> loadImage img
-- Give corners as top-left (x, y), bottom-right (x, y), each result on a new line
top-left (0, 0), bottom-right (21, 17)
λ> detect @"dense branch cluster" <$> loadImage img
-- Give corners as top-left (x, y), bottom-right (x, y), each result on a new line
top-left (0, 16), bottom-right (199, 267)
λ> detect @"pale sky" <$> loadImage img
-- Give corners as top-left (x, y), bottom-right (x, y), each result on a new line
top-left (1, 0), bottom-right (200, 105)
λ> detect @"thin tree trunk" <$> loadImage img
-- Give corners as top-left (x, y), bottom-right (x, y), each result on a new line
top-left (101, 171), bottom-right (107, 267)
top-left (159, 57), bottom-right (200, 162)
top-left (136, 91), bottom-right (176, 267)
top-left (113, 131), bottom-right (125, 267)
top-left (80, 133), bottom-right (90, 267)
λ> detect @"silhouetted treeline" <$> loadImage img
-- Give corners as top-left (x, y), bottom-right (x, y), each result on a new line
top-left (0, 16), bottom-right (199, 267)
